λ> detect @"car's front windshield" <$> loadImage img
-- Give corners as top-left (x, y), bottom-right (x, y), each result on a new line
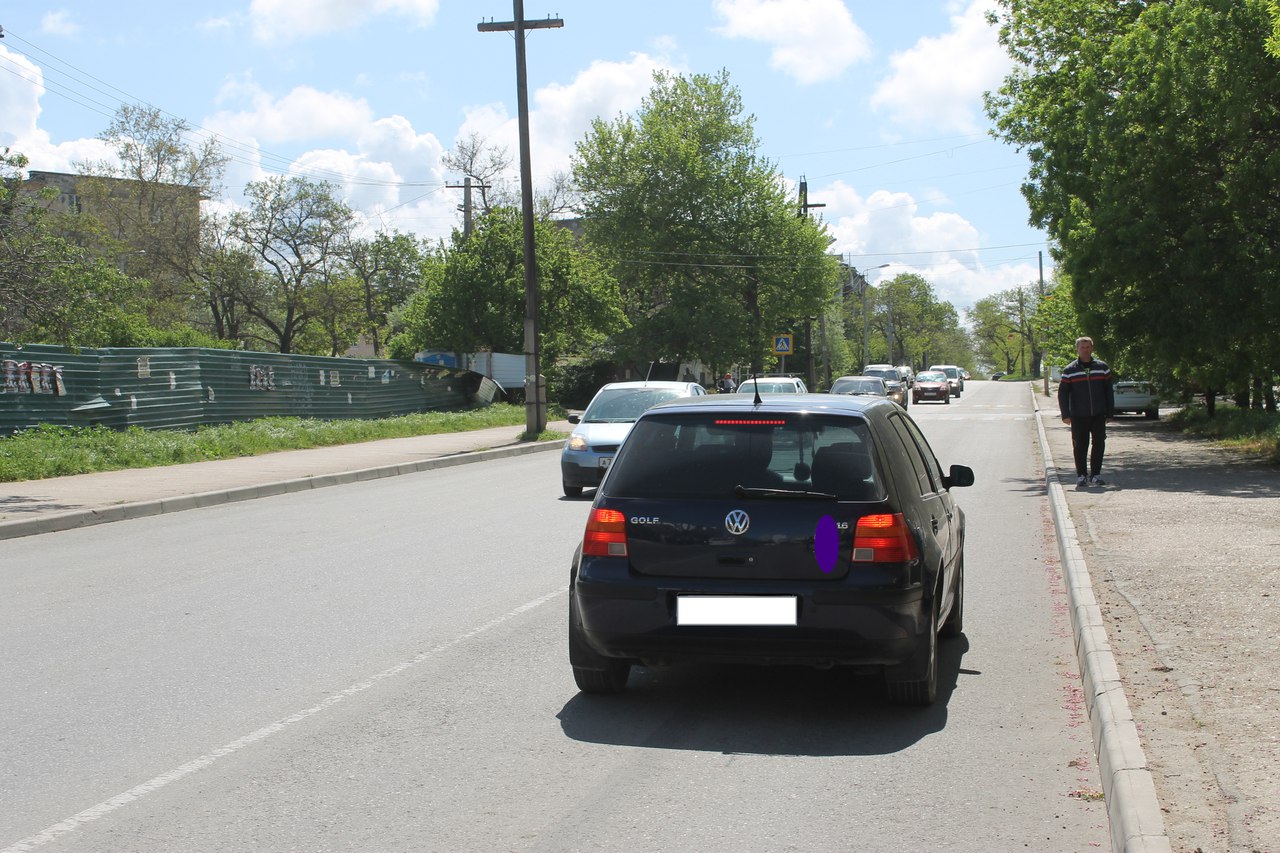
top-left (582, 389), bottom-right (683, 422)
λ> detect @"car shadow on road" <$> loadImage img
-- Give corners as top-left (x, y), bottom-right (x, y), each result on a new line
top-left (557, 635), bottom-right (971, 756)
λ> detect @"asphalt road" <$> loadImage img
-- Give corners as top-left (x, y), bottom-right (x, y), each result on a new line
top-left (1, 384), bottom-right (1109, 851)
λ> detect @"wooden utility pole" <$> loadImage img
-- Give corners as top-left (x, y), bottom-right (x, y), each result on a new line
top-left (446, 176), bottom-right (491, 239)
top-left (479, 5), bottom-right (563, 435)
top-left (798, 178), bottom-right (824, 389)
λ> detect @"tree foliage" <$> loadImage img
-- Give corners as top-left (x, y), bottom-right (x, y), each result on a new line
top-left (346, 232), bottom-right (426, 356)
top-left (389, 207), bottom-right (625, 368)
top-left (572, 69), bottom-right (839, 373)
top-left (75, 105), bottom-right (228, 325)
top-left (230, 176), bottom-right (355, 353)
top-left (987, 0), bottom-right (1280, 396)
top-left (863, 273), bottom-right (969, 371)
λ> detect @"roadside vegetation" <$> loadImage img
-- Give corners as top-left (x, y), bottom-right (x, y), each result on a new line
top-left (0, 404), bottom-right (566, 483)
top-left (1170, 404), bottom-right (1280, 464)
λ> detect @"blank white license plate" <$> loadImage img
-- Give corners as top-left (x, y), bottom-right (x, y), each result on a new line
top-left (677, 596), bottom-right (797, 626)
top-left (598, 456), bottom-right (612, 469)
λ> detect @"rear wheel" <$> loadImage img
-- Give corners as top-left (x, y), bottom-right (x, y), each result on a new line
top-left (569, 594), bottom-right (630, 694)
top-left (562, 482), bottom-right (583, 497)
top-left (886, 599), bottom-right (938, 706)
top-left (1145, 408), bottom-right (1158, 420)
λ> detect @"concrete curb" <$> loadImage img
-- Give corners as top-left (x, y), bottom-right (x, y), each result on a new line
top-left (1031, 388), bottom-right (1171, 853)
top-left (0, 438), bottom-right (566, 541)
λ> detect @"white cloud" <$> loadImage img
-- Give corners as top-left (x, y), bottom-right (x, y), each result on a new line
top-left (0, 44), bottom-right (114, 171)
top-left (41, 11), bottom-right (80, 37)
top-left (712, 0), bottom-right (871, 85)
top-left (248, 0), bottom-right (440, 43)
top-left (817, 180), bottom-right (1040, 312)
top-left (207, 76), bottom-right (375, 145)
top-left (870, 0), bottom-right (1011, 133)
top-left (457, 52), bottom-right (671, 185)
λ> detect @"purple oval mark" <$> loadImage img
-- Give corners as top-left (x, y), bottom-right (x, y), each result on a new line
top-left (815, 515), bottom-right (839, 574)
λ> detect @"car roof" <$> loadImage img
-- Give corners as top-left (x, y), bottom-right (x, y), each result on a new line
top-left (598, 380), bottom-right (702, 392)
top-left (643, 392), bottom-right (890, 417)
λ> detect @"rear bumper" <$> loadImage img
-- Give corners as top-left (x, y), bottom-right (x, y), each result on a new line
top-left (572, 568), bottom-right (928, 668)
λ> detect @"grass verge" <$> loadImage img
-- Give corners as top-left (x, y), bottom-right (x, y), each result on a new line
top-left (0, 404), bottom-right (567, 482)
top-left (1169, 404), bottom-right (1280, 463)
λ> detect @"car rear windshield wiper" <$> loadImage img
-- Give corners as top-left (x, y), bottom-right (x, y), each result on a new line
top-left (734, 485), bottom-right (838, 500)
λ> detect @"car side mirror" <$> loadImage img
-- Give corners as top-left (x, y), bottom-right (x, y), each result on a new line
top-left (567, 413), bottom-right (581, 424)
top-left (943, 464), bottom-right (974, 489)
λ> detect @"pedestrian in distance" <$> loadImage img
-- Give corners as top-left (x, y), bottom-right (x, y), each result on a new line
top-left (716, 372), bottom-right (737, 394)
top-left (1058, 336), bottom-right (1115, 487)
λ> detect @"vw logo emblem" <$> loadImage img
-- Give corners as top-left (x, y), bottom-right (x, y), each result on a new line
top-left (725, 509), bottom-right (750, 536)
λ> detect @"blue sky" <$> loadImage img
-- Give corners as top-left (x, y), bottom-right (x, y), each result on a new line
top-left (0, 0), bottom-right (1051, 315)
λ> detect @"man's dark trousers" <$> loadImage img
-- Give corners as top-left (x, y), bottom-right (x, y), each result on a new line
top-left (1070, 414), bottom-right (1108, 476)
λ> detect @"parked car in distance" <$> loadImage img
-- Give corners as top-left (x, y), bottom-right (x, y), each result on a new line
top-left (736, 376), bottom-right (809, 394)
top-left (830, 375), bottom-right (891, 402)
top-left (1112, 380), bottom-right (1160, 419)
top-left (928, 364), bottom-right (965, 397)
top-left (567, 392), bottom-right (974, 705)
top-left (561, 380), bottom-right (707, 496)
top-left (850, 367), bottom-right (906, 407)
top-left (913, 371), bottom-right (951, 404)
top-left (990, 372), bottom-right (1006, 381)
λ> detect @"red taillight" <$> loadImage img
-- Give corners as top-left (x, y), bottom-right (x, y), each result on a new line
top-left (583, 507), bottom-right (628, 557)
top-left (852, 513), bottom-right (919, 563)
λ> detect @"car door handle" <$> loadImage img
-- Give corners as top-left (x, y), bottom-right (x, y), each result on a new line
top-left (931, 517), bottom-right (940, 533)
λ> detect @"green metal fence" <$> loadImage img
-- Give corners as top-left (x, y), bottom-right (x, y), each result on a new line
top-left (0, 343), bottom-right (502, 436)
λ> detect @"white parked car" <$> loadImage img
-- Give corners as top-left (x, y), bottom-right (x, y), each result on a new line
top-left (561, 380), bottom-right (707, 496)
top-left (1113, 380), bottom-right (1160, 419)
top-left (736, 376), bottom-right (809, 394)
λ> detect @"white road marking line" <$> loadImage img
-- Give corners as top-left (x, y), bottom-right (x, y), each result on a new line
top-left (3, 588), bottom-right (566, 852)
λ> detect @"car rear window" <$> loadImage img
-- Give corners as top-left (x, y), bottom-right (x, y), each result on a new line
top-left (831, 378), bottom-right (884, 395)
top-left (582, 388), bottom-right (687, 422)
top-left (605, 413), bottom-right (884, 501)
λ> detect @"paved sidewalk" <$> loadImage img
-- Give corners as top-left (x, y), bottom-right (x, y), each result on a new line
top-left (1034, 387), bottom-right (1280, 853)
top-left (0, 421), bottom-right (570, 540)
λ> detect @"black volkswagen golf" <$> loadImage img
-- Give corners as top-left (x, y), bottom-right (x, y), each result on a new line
top-left (568, 393), bottom-right (974, 706)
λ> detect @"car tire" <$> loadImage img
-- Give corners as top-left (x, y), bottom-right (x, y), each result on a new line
top-left (569, 594), bottom-right (630, 694)
top-left (886, 598), bottom-right (938, 707)
top-left (941, 558), bottom-right (964, 639)
top-left (563, 482), bottom-right (583, 497)
top-left (1145, 408), bottom-right (1158, 420)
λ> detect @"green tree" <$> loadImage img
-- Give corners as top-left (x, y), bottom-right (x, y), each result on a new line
top-left (987, 0), bottom-right (1280, 404)
top-left (866, 273), bottom-right (968, 371)
top-left (390, 207), bottom-right (625, 369)
top-left (572, 69), bottom-right (838, 373)
top-left (76, 104), bottom-right (228, 326)
top-left (346, 232), bottom-right (425, 356)
top-left (230, 176), bottom-right (355, 353)
top-left (1031, 272), bottom-right (1084, 371)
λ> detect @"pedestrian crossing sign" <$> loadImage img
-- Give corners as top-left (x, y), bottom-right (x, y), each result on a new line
top-left (772, 334), bottom-right (793, 355)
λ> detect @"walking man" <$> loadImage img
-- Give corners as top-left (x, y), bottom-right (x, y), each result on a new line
top-left (1058, 336), bottom-right (1115, 486)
